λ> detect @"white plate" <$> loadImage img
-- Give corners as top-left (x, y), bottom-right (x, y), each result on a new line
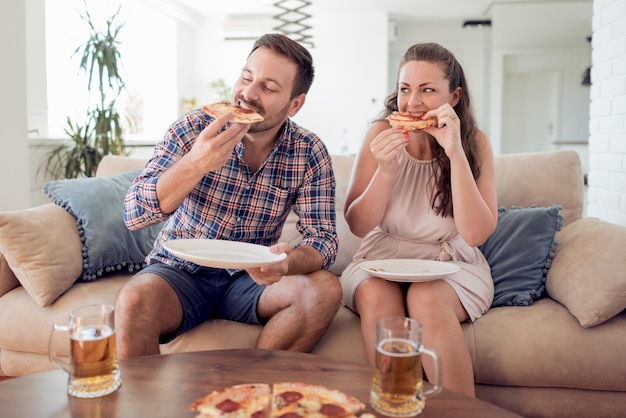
top-left (360, 259), bottom-right (460, 282)
top-left (163, 239), bottom-right (287, 269)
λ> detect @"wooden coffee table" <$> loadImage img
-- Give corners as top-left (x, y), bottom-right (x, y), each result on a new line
top-left (0, 349), bottom-right (521, 417)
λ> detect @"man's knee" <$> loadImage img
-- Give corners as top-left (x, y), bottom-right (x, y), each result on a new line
top-left (306, 270), bottom-right (342, 310)
top-left (115, 274), bottom-right (151, 314)
top-left (114, 273), bottom-right (182, 352)
top-left (115, 273), bottom-right (180, 325)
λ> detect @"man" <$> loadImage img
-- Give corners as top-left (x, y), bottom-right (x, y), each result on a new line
top-left (115, 33), bottom-right (341, 358)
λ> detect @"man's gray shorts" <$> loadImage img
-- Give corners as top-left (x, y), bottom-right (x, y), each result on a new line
top-left (140, 261), bottom-right (265, 343)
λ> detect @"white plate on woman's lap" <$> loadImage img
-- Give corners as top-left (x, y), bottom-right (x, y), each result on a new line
top-left (359, 259), bottom-right (460, 282)
top-left (163, 239), bottom-right (286, 269)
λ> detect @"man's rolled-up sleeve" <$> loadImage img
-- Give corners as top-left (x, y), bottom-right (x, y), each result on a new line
top-left (123, 174), bottom-right (168, 231)
top-left (294, 153), bottom-right (338, 269)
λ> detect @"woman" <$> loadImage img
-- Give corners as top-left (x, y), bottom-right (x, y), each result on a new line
top-left (341, 43), bottom-right (498, 397)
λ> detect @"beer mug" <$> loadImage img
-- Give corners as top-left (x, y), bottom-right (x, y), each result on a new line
top-left (49, 304), bottom-right (122, 398)
top-left (370, 316), bottom-right (441, 417)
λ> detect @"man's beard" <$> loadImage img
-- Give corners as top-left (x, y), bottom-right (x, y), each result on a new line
top-left (246, 100), bottom-right (291, 134)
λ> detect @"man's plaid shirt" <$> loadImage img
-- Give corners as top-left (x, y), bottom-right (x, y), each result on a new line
top-left (124, 110), bottom-right (338, 274)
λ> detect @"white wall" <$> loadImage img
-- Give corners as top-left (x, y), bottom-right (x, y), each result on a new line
top-left (587, 0), bottom-right (626, 226)
top-left (498, 52), bottom-right (591, 174)
top-left (10, 0), bottom-right (626, 225)
top-left (123, 0), bottom-right (591, 169)
top-left (296, 8), bottom-right (388, 155)
top-left (0, 0), bottom-right (30, 211)
top-left (190, 7), bottom-right (389, 156)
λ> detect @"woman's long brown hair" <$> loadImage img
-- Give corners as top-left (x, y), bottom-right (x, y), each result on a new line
top-left (379, 43), bottom-right (481, 218)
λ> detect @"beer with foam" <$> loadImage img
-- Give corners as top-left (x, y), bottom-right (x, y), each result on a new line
top-left (369, 317), bottom-right (440, 417)
top-left (49, 304), bottom-right (122, 398)
top-left (69, 324), bottom-right (121, 397)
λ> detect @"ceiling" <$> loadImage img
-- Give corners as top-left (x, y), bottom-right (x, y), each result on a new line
top-left (171, 0), bottom-right (590, 25)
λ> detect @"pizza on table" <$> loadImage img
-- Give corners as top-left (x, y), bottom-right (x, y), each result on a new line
top-left (190, 382), bottom-right (375, 418)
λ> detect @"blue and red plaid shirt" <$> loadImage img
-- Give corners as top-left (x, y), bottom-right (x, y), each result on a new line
top-left (124, 109), bottom-right (338, 273)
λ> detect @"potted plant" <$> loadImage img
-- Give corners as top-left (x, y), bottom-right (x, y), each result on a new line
top-left (42, 3), bottom-right (126, 179)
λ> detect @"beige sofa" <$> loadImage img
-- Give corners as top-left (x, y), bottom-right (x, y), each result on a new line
top-left (1, 150), bottom-right (625, 418)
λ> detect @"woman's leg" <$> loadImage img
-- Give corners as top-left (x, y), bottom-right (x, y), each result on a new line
top-left (407, 280), bottom-right (475, 397)
top-left (354, 278), bottom-right (405, 365)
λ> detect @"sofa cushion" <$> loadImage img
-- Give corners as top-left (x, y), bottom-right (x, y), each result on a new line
top-left (160, 306), bottom-right (367, 365)
top-left (328, 154), bottom-right (363, 275)
top-left (0, 273), bottom-right (128, 356)
top-left (42, 170), bottom-right (164, 281)
top-left (0, 204), bottom-right (83, 306)
top-left (278, 154), bottom-right (362, 276)
top-left (493, 150), bottom-right (583, 227)
top-left (480, 205), bottom-right (563, 307)
top-left (95, 155), bottom-right (150, 177)
top-left (464, 298), bottom-right (626, 392)
top-left (547, 217), bottom-right (626, 327)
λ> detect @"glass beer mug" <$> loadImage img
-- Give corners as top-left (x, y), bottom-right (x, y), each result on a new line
top-left (370, 316), bottom-right (441, 417)
top-left (49, 304), bottom-right (122, 398)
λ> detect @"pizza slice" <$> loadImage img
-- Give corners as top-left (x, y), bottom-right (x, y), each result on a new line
top-left (272, 382), bottom-right (365, 418)
top-left (202, 101), bottom-right (264, 123)
top-left (190, 383), bottom-right (271, 418)
top-left (386, 111), bottom-right (436, 132)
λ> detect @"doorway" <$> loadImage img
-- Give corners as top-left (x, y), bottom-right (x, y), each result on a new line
top-left (501, 70), bottom-right (560, 154)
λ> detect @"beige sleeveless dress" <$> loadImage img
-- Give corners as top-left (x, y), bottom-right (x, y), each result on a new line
top-left (340, 149), bottom-right (493, 321)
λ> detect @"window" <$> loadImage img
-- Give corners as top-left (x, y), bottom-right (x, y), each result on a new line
top-left (45, 0), bottom-right (178, 143)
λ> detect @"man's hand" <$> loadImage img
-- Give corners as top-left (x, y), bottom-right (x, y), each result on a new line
top-left (246, 243), bottom-right (291, 286)
top-left (187, 111), bottom-right (250, 174)
top-left (156, 112), bottom-right (249, 213)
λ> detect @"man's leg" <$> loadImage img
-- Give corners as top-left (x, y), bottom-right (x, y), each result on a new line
top-left (255, 269), bottom-right (342, 352)
top-left (114, 272), bottom-right (183, 359)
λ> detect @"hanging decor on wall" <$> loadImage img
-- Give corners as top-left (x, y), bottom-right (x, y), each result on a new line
top-left (581, 35), bottom-right (592, 86)
top-left (273, 0), bottom-right (314, 48)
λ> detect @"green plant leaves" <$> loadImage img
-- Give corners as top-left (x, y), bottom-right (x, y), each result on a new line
top-left (43, 2), bottom-right (126, 179)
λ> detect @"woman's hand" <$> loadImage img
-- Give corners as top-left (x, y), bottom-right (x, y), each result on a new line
top-left (423, 103), bottom-right (463, 159)
top-left (368, 127), bottom-right (409, 174)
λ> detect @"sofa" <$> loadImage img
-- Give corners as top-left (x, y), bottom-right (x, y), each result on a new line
top-left (1, 149), bottom-right (625, 418)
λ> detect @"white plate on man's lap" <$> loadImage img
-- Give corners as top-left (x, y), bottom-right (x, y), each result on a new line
top-left (163, 239), bottom-right (286, 269)
top-left (360, 259), bottom-right (460, 282)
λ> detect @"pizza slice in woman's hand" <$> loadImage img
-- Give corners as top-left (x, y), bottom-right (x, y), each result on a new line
top-left (386, 111), bottom-right (436, 132)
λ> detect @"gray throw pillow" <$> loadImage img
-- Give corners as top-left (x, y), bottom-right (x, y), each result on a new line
top-left (479, 205), bottom-right (563, 308)
top-left (42, 170), bottom-right (163, 281)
